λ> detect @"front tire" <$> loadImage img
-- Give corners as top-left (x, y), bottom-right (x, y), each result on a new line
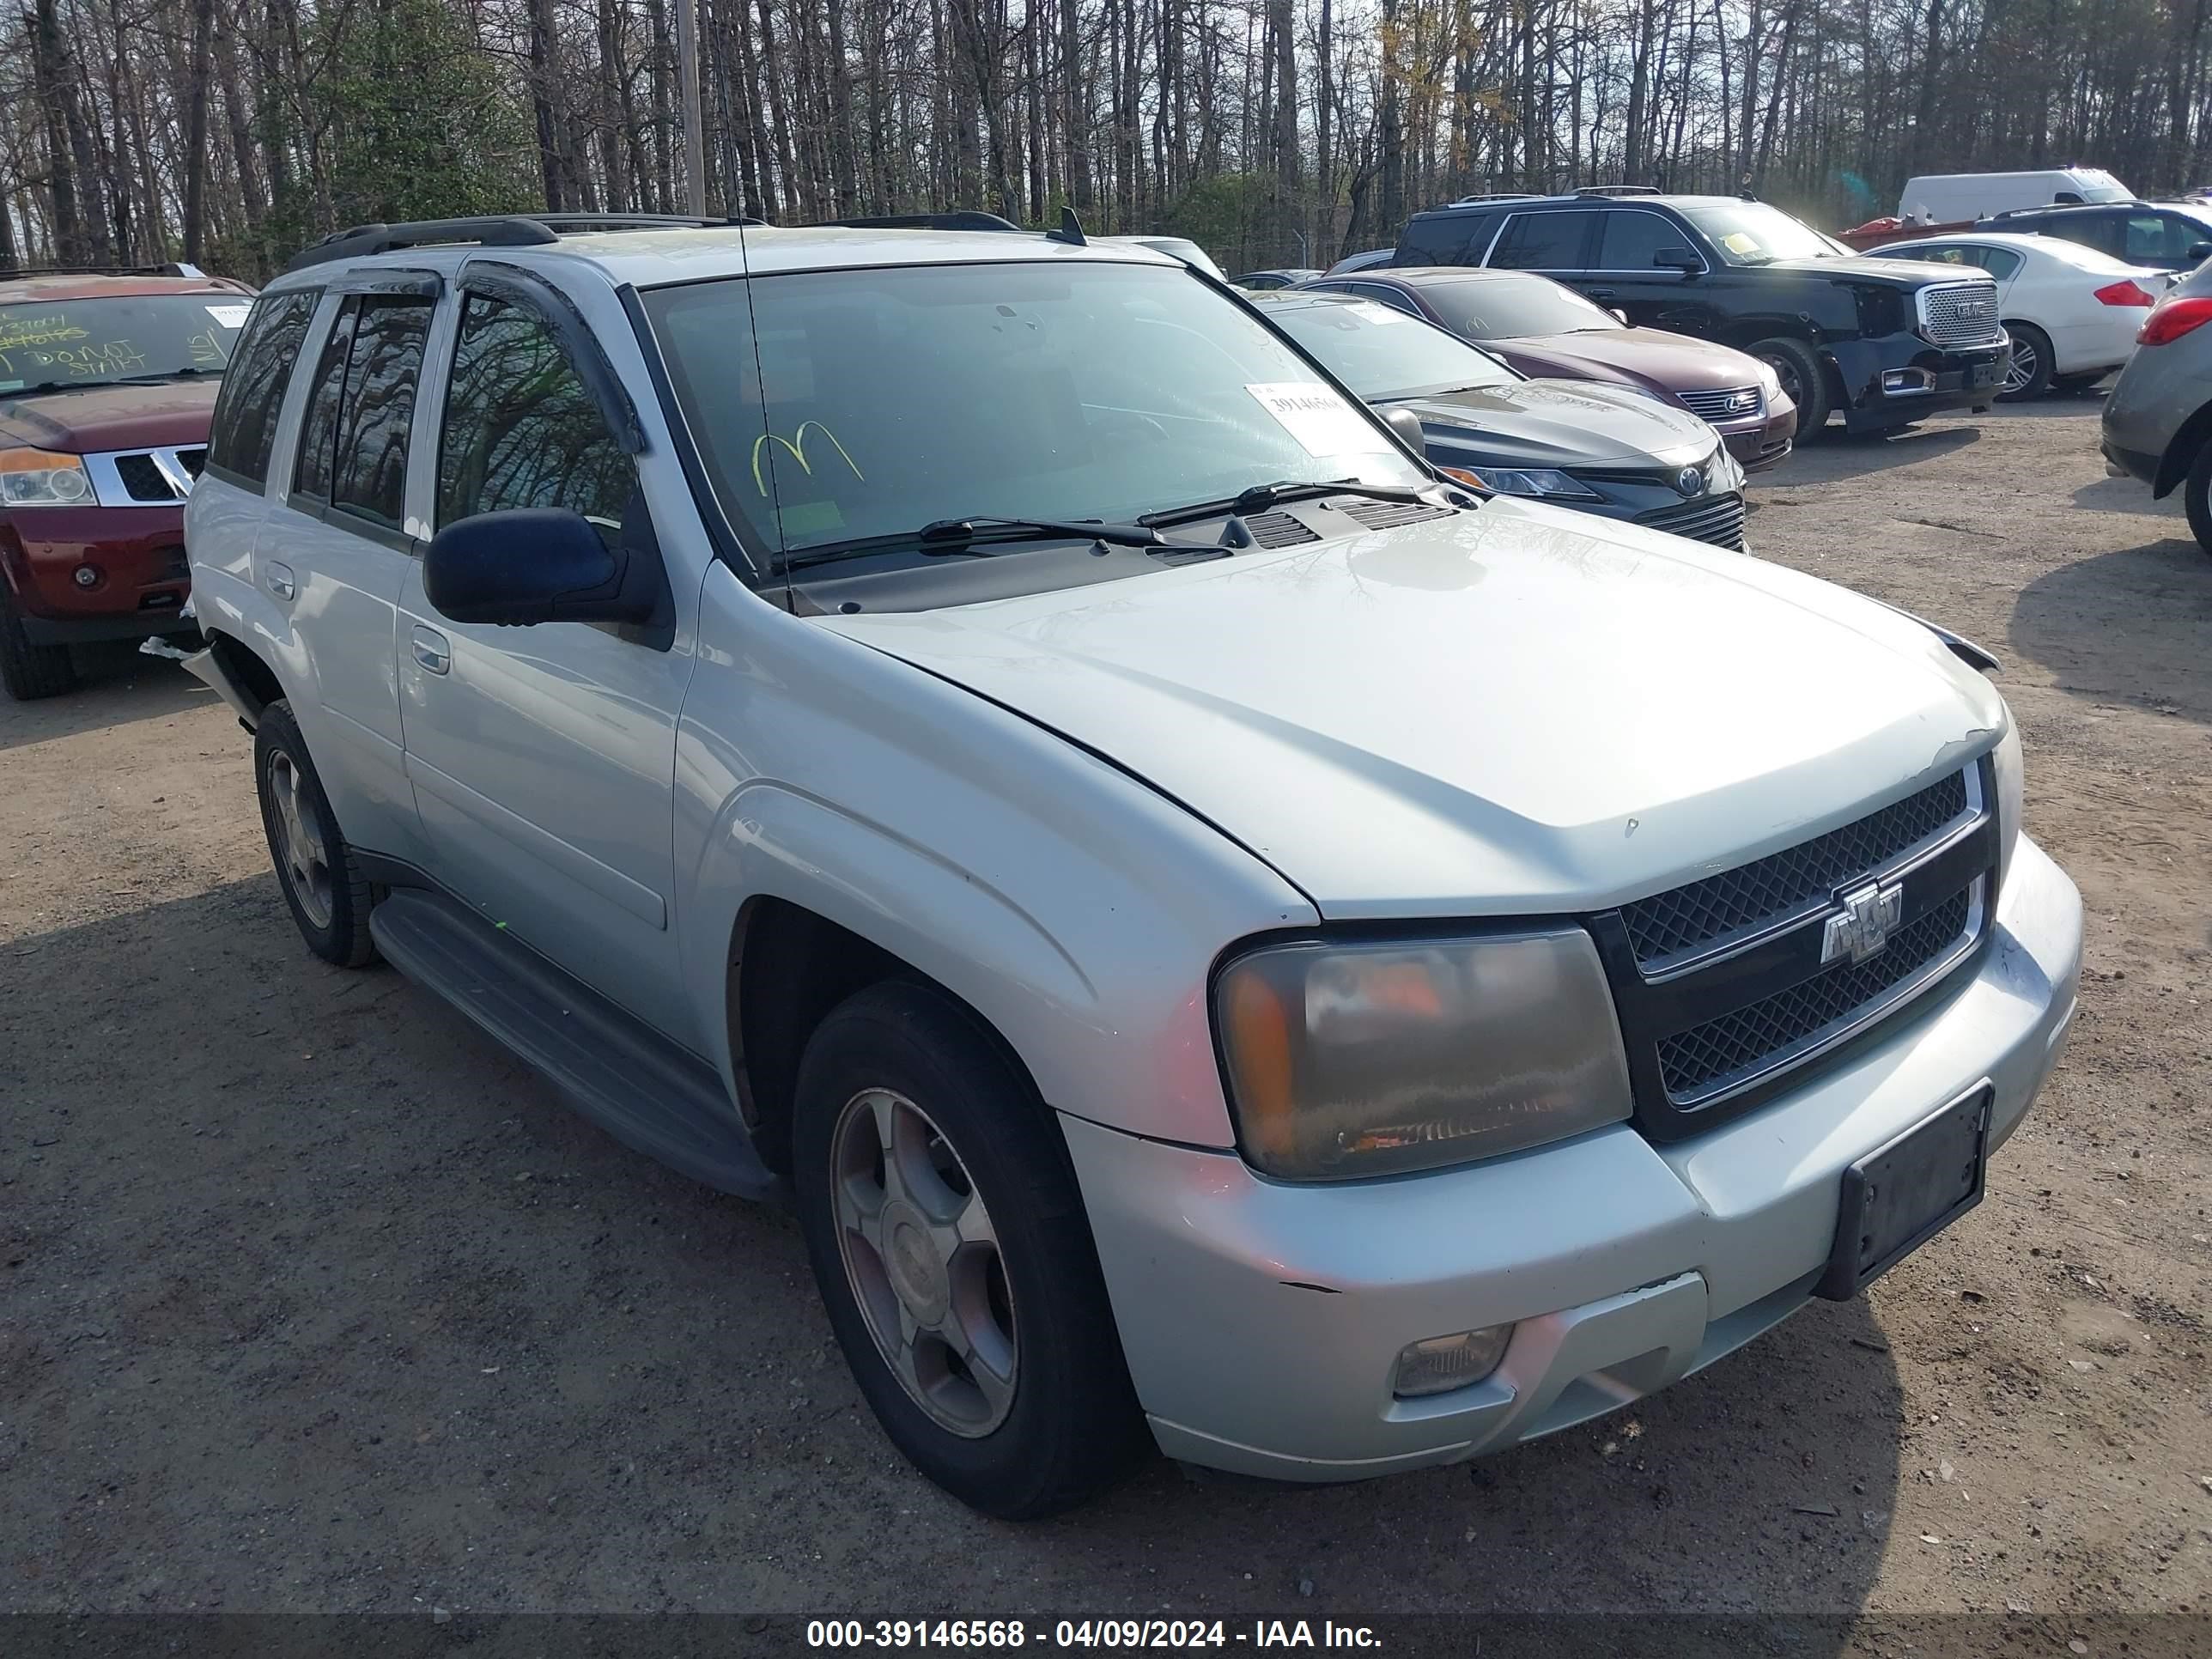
top-left (1752, 337), bottom-right (1832, 440)
top-left (2183, 441), bottom-right (2212, 560)
top-left (254, 700), bottom-right (379, 966)
top-left (793, 981), bottom-right (1147, 1518)
top-left (0, 590), bottom-right (77, 701)
top-left (1998, 323), bottom-right (2054, 401)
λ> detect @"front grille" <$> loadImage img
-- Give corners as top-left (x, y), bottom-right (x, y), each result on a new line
top-left (1635, 491), bottom-right (1746, 550)
top-left (1245, 510), bottom-right (1319, 548)
top-left (1676, 385), bottom-right (1764, 423)
top-left (112, 453), bottom-right (181, 501)
top-left (177, 446), bottom-right (206, 479)
top-left (1656, 887), bottom-right (1973, 1101)
top-left (1621, 770), bottom-right (1971, 969)
top-left (1918, 282), bottom-right (2005, 349)
top-left (1336, 499), bottom-right (1453, 530)
top-left (1590, 760), bottom-right (1997, 1137)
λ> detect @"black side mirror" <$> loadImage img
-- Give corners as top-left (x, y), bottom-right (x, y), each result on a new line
top-left (1381, 406), bottom-right (1429, 455)
top-left (1653, 246), bottom-right (1703, 273)
top-left (2189, 240), bottom-right (2212, 261)
top-left (424, 506), bottom-right (660, 628)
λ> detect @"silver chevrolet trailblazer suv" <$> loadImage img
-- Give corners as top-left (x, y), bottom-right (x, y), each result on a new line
top-left (184, 211), bottom-right (2082, 1518)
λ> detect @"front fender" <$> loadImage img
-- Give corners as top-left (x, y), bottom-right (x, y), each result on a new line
top-left (674, 567), bottom-right (1318, 1148)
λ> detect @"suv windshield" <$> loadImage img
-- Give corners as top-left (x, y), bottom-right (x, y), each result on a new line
top-left (0, 294), bottom-right (246, 393)
top-left (1678, 203), bottom-right (1847, 265)
top-left (642, 259), bottom-right (1423, 567)
top-left (1262, 297), bottom-right (1519, 398)
top-left (1418, 274), bottom-right (1622, 339)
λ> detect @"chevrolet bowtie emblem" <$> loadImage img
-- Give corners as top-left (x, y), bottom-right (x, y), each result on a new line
top-left (1821, 879), bottom-right (1905, 965)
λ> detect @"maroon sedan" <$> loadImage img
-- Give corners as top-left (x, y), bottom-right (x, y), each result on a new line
top-left (2, 268), bottom-right (255, 698)
top-left (1298, 265), bottom-right (1797, 471)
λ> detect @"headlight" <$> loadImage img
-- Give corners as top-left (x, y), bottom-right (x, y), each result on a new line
top-left (1214, 929), bottom-right (1634, 1181)
top-left (1455, 466), bottom-right (1602, 501)
top-left (0, 447), bottom-right (94, 507)
top-left (1992, 716), bottom-right (2023, 894)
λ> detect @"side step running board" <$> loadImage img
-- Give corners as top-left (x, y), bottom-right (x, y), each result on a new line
top-left (368, 889), bottom-right (781, 1200)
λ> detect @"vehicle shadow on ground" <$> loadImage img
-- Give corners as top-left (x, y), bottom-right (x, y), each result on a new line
top-left (1785, 423), bottom-right (1979, 483)
top-left (2, 876), bottom-right (1902, 1624)
top-left (2069, 474), bottom-right (2186, 517)
top-left (0, 649), bottom-right (212, 753)
top-left (2008, 539), bottom-right (2212, 726)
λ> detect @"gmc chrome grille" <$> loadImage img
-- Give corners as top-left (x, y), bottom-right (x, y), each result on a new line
top-left (1589, 760), bottom-right (1997, 1139)
top-left (1917, 282), bottom-right (2005, 350)
top-left (1676, 385), bottom-right (1763, 423)
top-left (1621, 770), bottom-right (1972, 972)
top-left (1635, 491), bottom-right (1746, 550)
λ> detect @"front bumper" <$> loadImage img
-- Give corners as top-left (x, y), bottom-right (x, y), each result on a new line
top-left (1832, 334), bottom-right (2010, 431)
top-left (1713, 399), bottom-right (1797, 472)
top-left (1065, 836), bottom-right (2081, 1480)
top-left (0, 506), bottom-right (192, 637)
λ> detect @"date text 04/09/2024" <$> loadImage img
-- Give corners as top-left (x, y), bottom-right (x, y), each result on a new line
top-left (805, 1620), bottom-right (1384, 1649)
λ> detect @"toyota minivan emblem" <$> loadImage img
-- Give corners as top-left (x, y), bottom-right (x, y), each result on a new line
top-left (1675, 466), bottom-right (1705, 496)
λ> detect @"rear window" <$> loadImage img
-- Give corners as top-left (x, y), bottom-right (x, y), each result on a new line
top-left (1415, 274), bottom-right (1622, 340)
top-left (205, 289), bottom-right (319, 488)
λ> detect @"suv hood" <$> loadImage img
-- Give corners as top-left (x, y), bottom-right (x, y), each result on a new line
top-left (1383, 379), bottom-right (1714, 467)
top-left (0, 379), bottom-right (219, 454)
top-left (1754, 253), bottom-right (1991, 291)
top-left (825, 507), bottom-right (2004, 918)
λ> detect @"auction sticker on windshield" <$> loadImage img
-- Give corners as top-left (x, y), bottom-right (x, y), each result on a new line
top-left (1246, 382), bottom-right (1395, 455)
top-left (204, 304), bottom-right (251, 329)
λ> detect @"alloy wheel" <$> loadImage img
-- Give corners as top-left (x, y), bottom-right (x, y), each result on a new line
top-left (268, 750), bottom-right (333, 929)
top-left (830, 1086), bottom-right (1018, 1437)
top-left (2002, 331), bottom-right (2039, 395)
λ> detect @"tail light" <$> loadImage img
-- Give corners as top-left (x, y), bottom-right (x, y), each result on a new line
top-left (2137, 295), bottom-right (2212, 346)
top-left (2092, 279), bottom-right (2155, 307)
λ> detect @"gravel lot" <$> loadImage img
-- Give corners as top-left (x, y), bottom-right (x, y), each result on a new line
top-left (3, 395), bottom-right (2208, 1644)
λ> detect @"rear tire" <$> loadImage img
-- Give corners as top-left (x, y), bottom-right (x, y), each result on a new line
top-left (793, 981), bottom-right (1148, 1518)
top-left (2051, 370), bottom-right (2108, 394)
top-left (1998, 322), bottom-right (2054, 401)
top-left (1752, 337), bottom-right (1832, 440)
top-left (2183, 441), bottom-right (2212, 560)
top-left (254, 700), bottom-right (379, 967)
top-left (0, 590), bottom-right (78, 701)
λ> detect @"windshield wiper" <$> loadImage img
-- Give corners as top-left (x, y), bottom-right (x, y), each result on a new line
top-left (915, 515), bottom-right (1165, 550)
top-left (2, 380), bottom-right (77, 398)
top-left (108, 368), bottom-right (216, 385)
top-left (782, 516), bottom-right (1172, 572)
top-left (1144, 478), bottom-right (1434, 526)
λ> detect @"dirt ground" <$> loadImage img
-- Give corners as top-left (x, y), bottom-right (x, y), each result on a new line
top-left (3, 395), bottom-right (2209, 1645)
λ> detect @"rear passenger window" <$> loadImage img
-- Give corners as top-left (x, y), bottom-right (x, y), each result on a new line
top-left (204, 289), bottom-right (319, 488)
top-left (1490, 211), bottom-right (1596, 270)
top-left (330, 299), bottom-right (431, 530)
top-left (1398, 212), bottom-right (1496, 266)
top-left (291, 294), bottom-right (431, 532)
top-left (437, 295), bottom-right (635, 538)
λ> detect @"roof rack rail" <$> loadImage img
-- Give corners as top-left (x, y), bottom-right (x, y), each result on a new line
top-left (1574, 185), bottom-right (1662, 198)
top-left (281, 212), bottom-right (757, 274)
top-left (1, 260), bottom-right (214, 280)
top-left (1448, 192), bottom-right (1542, 205)
top-left (813, 211), bottom-right (1024, 232)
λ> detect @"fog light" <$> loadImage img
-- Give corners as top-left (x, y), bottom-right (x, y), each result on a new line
top-left (72, 563), bottom-right (101, 588)
top-left (1881, 368), bottom-right (1935, 395)
top-left (1392, 1324), bottom-right (1514, 1398)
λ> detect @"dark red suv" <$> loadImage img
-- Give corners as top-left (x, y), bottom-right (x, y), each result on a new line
top-left (1, 266), bottom-right (256, 698)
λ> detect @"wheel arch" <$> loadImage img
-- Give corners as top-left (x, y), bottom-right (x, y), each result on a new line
top-left (2154, 398), bottom-right (2212, 497)
top-left (726, 895), bottom-right (1048, 1179)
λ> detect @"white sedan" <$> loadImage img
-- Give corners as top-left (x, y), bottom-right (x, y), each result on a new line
top-left (1880, 230), bottom-right (2172, 398)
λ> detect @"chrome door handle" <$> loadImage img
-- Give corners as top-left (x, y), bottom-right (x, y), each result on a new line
top-left (264, 562), bottom-right (296, 601)
top-left (1585, 288), bottom-right (1618, 301)
top-left (410, 624), bottom-right (451, 675)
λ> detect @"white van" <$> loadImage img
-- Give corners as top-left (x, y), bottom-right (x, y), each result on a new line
top-left (1899, 169), bottom-right (2131, 225)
